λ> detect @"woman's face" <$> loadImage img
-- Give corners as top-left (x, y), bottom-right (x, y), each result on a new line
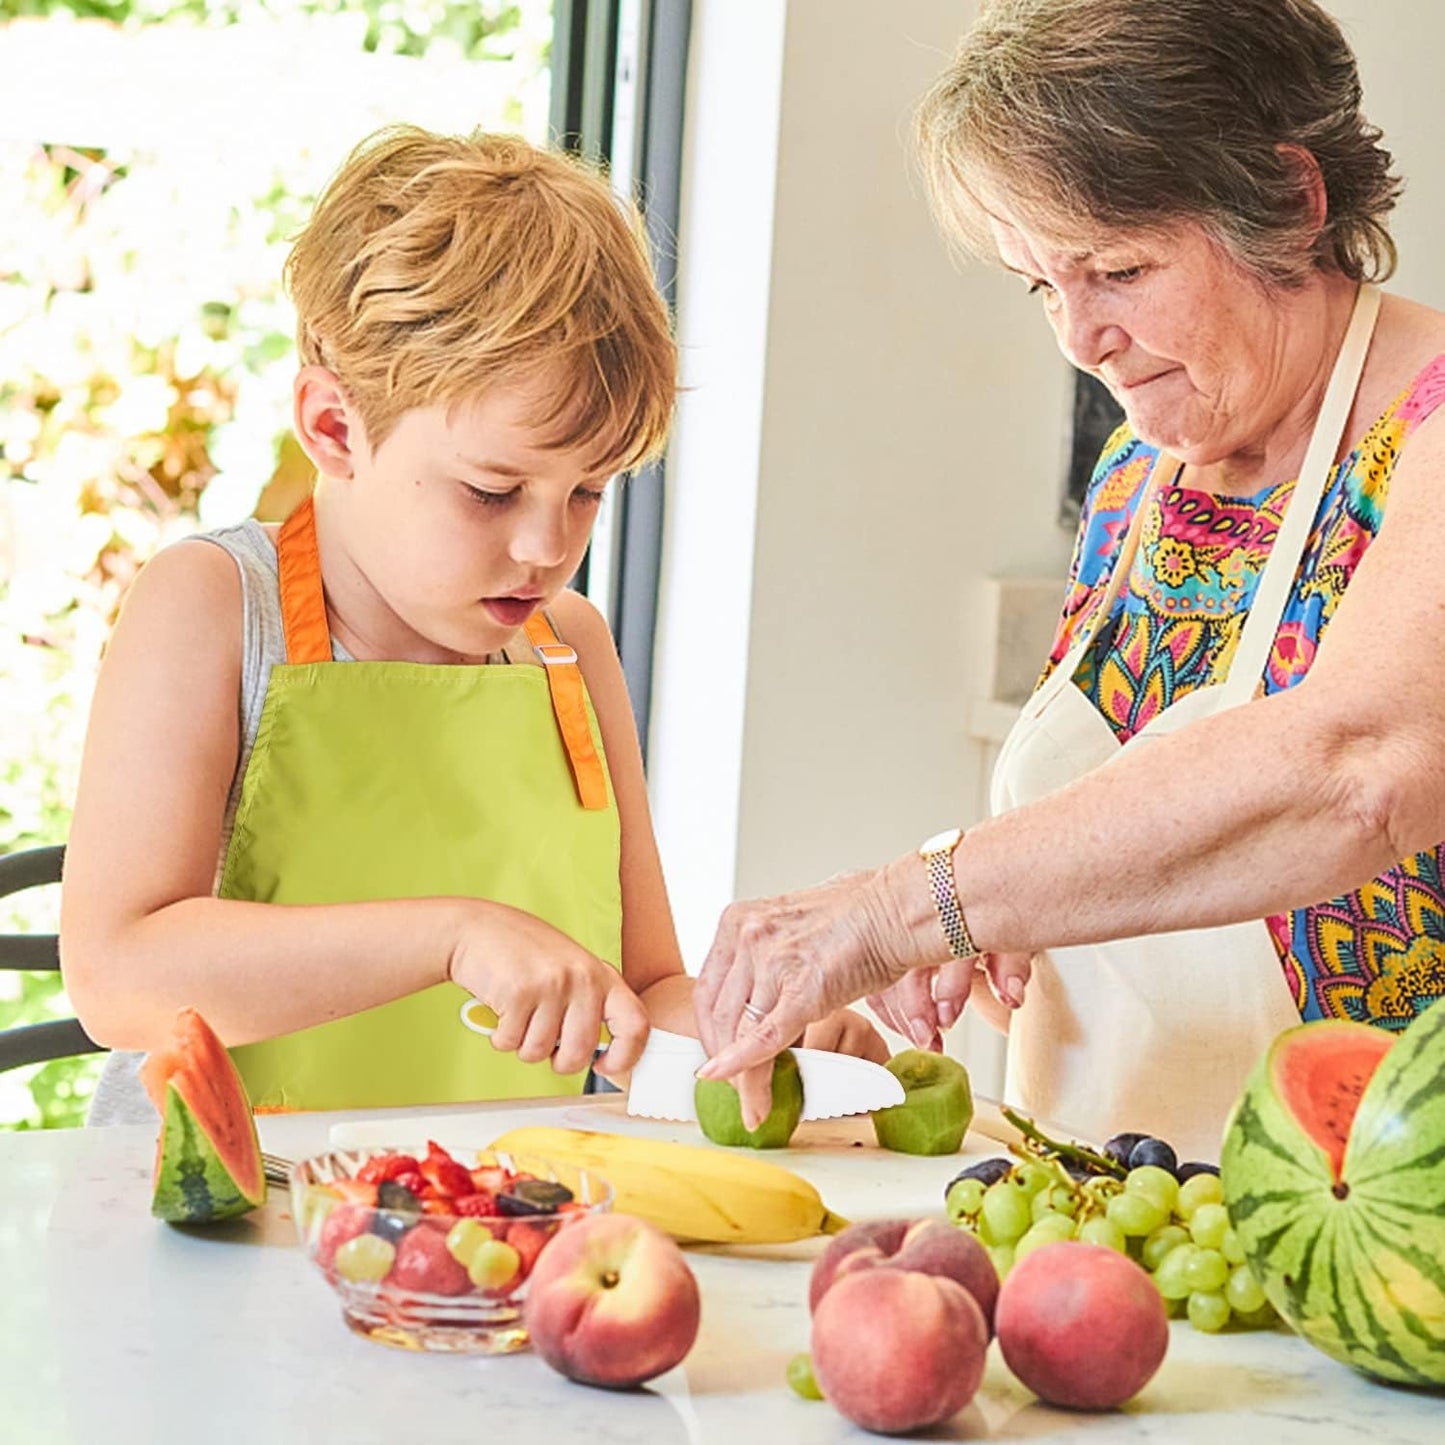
top-left (986, 203), bottom-right (1305, 468)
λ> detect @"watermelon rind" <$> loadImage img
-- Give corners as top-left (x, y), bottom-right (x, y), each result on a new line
top-left (1222, 1007), bottom-right (1445, 1388)
top-left (152, 1082), bottom-right (266, 1224)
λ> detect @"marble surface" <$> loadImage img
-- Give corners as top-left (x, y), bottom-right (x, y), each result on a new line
top-left (3, 1096), bottom-right (1440, 1445)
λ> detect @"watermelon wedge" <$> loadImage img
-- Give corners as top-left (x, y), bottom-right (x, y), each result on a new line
top-left (139, 1008), bottom-right (266, 1224)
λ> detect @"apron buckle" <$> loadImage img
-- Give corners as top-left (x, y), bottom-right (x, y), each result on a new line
top-left (533, 642), bottom-right (579, 666)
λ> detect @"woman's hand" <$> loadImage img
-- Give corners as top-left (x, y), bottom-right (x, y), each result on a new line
top-left (448, 901), bottom-right (651, 1080)
top-left (868, 952), bottom-right (1033, 1047)
top-left (801, 1007), bottom-right (891, 1063)
top-left (694, 866), bottom-right (921, 1098)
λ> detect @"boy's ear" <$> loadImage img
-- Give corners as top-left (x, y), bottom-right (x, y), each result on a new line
top-left (294, 366), bottom-right (360, 477)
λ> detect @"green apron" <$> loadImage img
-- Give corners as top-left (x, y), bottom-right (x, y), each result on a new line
top-left (223, 495), bottom-right (621, 1110)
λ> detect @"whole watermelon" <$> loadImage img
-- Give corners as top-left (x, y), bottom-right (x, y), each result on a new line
top-left (1220, 999), bottom-right (1445, 1387)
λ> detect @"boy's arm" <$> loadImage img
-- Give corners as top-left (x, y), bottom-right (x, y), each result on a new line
top-left (60, 546), bottom-right (647, 1076)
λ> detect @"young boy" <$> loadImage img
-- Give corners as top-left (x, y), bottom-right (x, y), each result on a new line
top-left (62, 126), bottom-right (883, 1121)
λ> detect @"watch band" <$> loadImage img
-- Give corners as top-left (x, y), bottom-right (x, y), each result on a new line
top-left (919, 828), bottom-right (978, 960)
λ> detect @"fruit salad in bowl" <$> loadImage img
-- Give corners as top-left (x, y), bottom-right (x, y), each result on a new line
top-left (291, 1140), bottom-right (612, 1353)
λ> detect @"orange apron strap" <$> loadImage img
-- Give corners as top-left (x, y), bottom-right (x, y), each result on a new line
top-left (276, 495), bottom-right (333, 665)
top-left (523, 612), bottom-right (609, 811)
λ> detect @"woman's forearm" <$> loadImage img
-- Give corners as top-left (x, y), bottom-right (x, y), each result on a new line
top-left (62, 895), bottom-right (471, 1051)
top-left (888, 683), bottom-right (1428, 963)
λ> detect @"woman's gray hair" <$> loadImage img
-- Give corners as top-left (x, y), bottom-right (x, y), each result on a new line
top-left (916, 0), bottom-right (1401, 285)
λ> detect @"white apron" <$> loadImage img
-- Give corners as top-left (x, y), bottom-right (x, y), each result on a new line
top-left (989, 284), bottom-right (1381, 1161)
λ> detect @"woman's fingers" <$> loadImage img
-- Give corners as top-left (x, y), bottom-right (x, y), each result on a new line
top-left (982, 951), bottom-right (1033, 1010)
top-left (734, 1057), bottom-right (778, 1131)
top-left (695, 990), bottom-right (798, 1083)
top-left (868, 966), bottom-right (942, 1050)
top-left (932, 958), bottom-right (977, 1029)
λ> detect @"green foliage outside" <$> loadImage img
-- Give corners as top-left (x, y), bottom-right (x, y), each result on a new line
top-left (1, 0), bottom-right (545, 1128)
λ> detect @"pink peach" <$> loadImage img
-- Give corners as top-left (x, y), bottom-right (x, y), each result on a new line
top-left (995, 1241), bottom-right (1168, 1410)
top-left (812, 1268), bottom-right (988, 1434)
top-left (522, 1212), bottom-right (700, 1390)
top-left (810, 1216), bottom-right (999, 1333)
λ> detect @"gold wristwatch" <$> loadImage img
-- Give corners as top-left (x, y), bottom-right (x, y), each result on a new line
top-left (918, 827), bottom-right (979, 959)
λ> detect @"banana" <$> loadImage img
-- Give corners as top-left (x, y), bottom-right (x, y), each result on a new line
top-left (488, 1126), bottom-right (849, 1245)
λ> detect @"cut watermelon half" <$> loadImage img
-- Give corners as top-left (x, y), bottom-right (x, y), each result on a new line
top-left (139, 1008), bottom-right (266, 1223)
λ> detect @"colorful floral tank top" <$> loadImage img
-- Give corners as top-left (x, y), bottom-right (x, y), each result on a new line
top-left (1045, 354), bottom-right (1445, 1030)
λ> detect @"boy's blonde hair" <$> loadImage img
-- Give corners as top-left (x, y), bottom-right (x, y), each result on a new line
top-left (285, 126), bottom-right (677, 470)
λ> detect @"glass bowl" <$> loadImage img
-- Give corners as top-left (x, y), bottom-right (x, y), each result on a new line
top-left (291, 1143), bottom-right (612, 1354)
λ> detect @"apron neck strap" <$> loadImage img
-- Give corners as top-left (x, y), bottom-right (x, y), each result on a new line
top-left (522, 613), bottom-right (610, 811)
top-left (1219, 282), bottom-right (1381, 704)
top-left (277, 494), bottom-right (333, 665)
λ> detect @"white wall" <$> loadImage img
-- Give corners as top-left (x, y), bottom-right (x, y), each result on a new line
top-left (649, 0), bottom-right (1445, 1087)
top-left (650, 0), bottom-right (1070, 1084)
top-left (1326, 1), bottom-right (1445, 309)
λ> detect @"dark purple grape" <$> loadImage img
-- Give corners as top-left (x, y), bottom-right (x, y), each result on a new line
top-left (498, 1179), bottom-right (574, 1216)
top-left (376, 1179), bottom-right (422, 1216)
top-left (1102, 1132), bottom-right (1149, 1169)
top-left (368, 1210), bottom-right (413, 1245)
top-left (1177, 1160), bottom-right (1220, 1181)
top-left (945, 1157), bottom-right (1013, 1198)
top-left (1128, 1137), bottom-right (1179, 1175)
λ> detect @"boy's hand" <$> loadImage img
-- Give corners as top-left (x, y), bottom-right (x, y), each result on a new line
top-left (449, 903), bottom-right (650, 1078)
top-left (800, 1008), bottom-right (890, 1064)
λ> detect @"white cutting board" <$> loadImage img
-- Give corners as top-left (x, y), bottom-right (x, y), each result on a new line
top-left (323, 1094), bottom-right (1069, 1233)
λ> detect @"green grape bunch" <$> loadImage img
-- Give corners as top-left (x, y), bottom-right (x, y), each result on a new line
top-left (943, 1115), bottom-right (1278, 1336)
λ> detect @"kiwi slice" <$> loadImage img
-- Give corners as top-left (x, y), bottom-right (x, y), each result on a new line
top-left (695, 1049), bottom-right (804, 1148)
top-left (871, 1049), bottom-right (973, 1155)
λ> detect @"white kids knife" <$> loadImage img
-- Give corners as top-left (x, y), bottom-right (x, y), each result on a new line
top-left (623, 1027), bottom-right (905, 1122)
top-left (456, 1002), bottom-right (905, 1122)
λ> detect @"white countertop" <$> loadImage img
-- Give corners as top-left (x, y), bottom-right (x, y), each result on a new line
top-left (4, 1095), bottom-right (1439, 1444)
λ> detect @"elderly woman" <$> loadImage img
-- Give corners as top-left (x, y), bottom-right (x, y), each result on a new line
top-left (694, 0), bottom-right (1445, 1160)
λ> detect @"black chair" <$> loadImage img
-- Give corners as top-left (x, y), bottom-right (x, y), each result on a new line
top-left (0, 845), bottom-right (104, 1073)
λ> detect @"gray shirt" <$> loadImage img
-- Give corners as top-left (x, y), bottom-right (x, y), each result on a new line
top-left (87, 522), bottom-right (351, 1125)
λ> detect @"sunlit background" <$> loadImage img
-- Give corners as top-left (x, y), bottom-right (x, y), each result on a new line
top-left (0, 0), bottom-right (554, 1127)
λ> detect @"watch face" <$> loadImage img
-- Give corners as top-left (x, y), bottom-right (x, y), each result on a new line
top-left (919, 827), bottom-right (963, 856)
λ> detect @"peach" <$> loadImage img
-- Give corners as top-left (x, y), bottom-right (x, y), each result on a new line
top-left (522, 1212), bottom-right (701, 1389)
top-left (809, 1216), bottom-right (999, 1333)
top-left (812, 1268), bottom-right (988, 1434)
top-left (995, 1240), bottom-right (1168, 1410)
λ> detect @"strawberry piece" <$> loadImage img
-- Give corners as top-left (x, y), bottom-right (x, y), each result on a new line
top-left (420, 1140), bottom-right (475, 1200)
top-left (358, 1153), bottom-right (421, 1184)
top-left (470, 1166), bottom-right (508, 1194)
top-left (316, 1203), bottom-right (373, 1276)
top-left (455, 1191), bottom-right (499, 1219)
top-left (387, 1221), bottom-right (473, 1296)
top-left (505, 1219), bottom-right (557, 1280)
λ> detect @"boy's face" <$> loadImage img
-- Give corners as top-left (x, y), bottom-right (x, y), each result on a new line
top-left (330, 377), bottom-right (615, 661)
